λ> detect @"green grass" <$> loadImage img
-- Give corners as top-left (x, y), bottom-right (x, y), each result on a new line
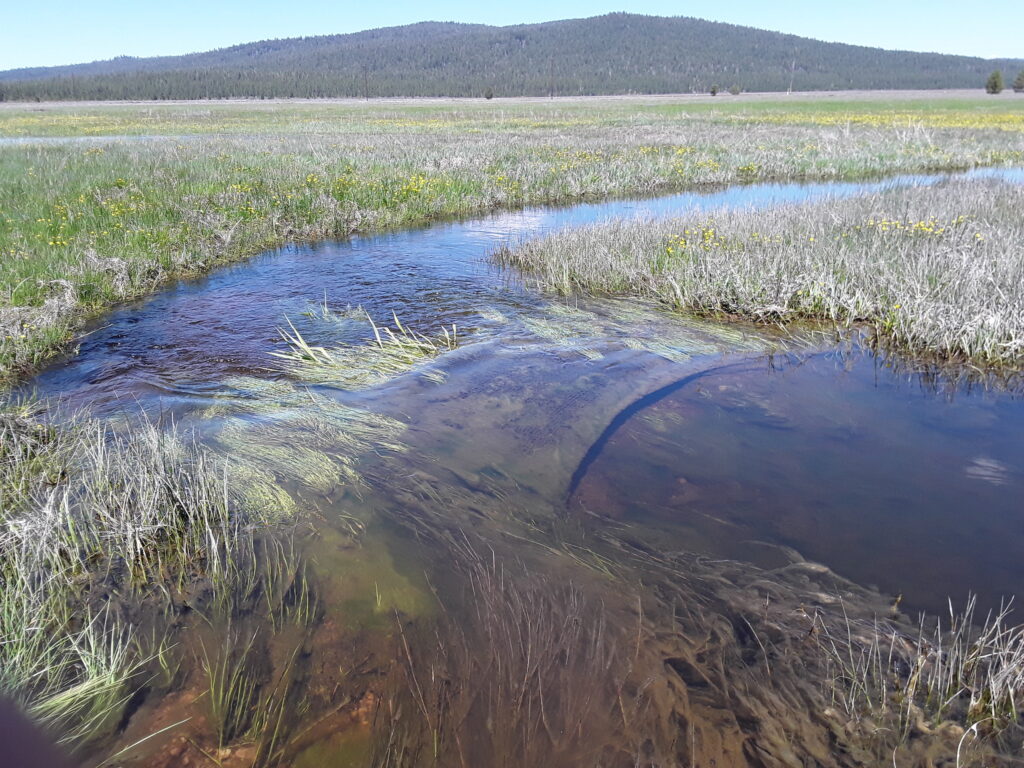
top-left (272, 308), bottom-right (459, 387)
top-left (495, 177), bottom-right (1024, 367)
top-left (1, 98), bottom-right (1023, 382)
top-left (0, 402), bottom-right (290, 752)
top-left (1, 96), bottom-right (1022, 137)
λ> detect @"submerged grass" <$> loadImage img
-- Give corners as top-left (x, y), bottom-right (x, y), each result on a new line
top-left (373, 539), bottom-right (623, 768)
top-left (519, 299), bottom-right (768, 363)
top-left (209, 380), bottom-right (408, 495)
top-left (202, 629), bottom-right (263, 750)
top-left (372, 476), bottom-right (1024, 768)
top-left (496, 178), bottom-right (1024, 367)
top-left (1, 99), bottom-right (1023, 382)
top-left (273, 309), bottom-right (459, 387)
top-left (0, 400), bottom-right (291, 752)
top-left (817, 595), bottom-right (1024, 757)
top-left (197, 620), bottom-right (308, 766)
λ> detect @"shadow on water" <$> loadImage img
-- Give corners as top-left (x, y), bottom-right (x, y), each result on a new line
top-left (569, 345), bottom-right (1024, 616)
top-left (566, 359), bottom-right (760, 500)
top-left (15, 166), bottom-right (1024, 766)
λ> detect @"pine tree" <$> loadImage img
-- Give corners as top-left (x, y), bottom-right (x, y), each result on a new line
top-left (1014, 71), bottom-right (1024, 93)
top-left (986, 70), bottom-right (1004, 94)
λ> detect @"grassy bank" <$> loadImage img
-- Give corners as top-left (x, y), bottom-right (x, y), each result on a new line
top-left (1, 99), bottom-right (1023, 382)
top-left (2, 97), bottom-right (1024, 759)
top-left (0, 402), bottom-right (293, 755)
top-left (496, 177), bottom-right (1024, 367)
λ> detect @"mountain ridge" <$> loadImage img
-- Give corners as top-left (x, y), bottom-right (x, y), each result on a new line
top-left (1, 13), bottom-right (1021, 100)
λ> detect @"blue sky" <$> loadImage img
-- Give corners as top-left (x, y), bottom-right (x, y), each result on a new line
top-left (4, 0), bottom-right (1020, 71)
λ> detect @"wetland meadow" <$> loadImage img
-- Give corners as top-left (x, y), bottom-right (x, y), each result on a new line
top-left (2, 95), bottom-right (1024, 767)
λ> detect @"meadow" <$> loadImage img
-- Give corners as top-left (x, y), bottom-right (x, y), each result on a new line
top-left (2, 97), bottom-right (1024, 382)
top-left (2, 96), bottom-right (1024, 765)
top-left (496, 177), bottom-right (1024, 367)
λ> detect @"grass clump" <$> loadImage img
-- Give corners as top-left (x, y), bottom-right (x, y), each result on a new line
top-left (272, 309), bottom-right (458, 387)
top-left (496, 178), bottom-right (1024, 367)
top-left (0, 400), bottom-right (289, 751)
top-left (201, 629), bottom-right (263, 750)
top-left (817, 596), bottom-right (1024, 756)
top-left (199, 626), bottom-right (304, 766)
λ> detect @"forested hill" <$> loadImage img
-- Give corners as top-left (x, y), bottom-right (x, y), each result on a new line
top-left (1, 14), bottom-right (1021, 100)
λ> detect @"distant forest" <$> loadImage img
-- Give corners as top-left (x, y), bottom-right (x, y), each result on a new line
top-left (1, 14), bottom-right (1021, 100)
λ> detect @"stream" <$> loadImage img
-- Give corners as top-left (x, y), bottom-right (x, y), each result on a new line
top-left (21, 165), bottom-right (1024, 766)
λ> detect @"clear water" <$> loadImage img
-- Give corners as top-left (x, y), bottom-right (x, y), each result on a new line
top-left (21, 165), bottom-right (1024, 765)
top-left (24, 167), bottom-right (1024, 617)
top-left (570, 349), bottom-right (1024, 615)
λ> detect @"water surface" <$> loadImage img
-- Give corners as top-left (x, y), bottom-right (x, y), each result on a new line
top-left (26, 166), bottom-right (1024, 615)
top-left (21, 164), bottom-right (1024, 765)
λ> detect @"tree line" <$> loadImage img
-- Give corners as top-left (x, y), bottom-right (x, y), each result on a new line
top-left (2, 14), bottom-right (1022, 101)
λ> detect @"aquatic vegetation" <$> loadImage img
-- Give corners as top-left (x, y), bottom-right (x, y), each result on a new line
top-left (497, 178), bottom-right (1024, 367)
top-left (272, 310), bottom-right (458, 388)
top-left (198, 622), bottom-right (306, 767)
top-left (476, 307), bottom-right (510, 325)
top-left (373, 470), bottom-right (1024, 767)
top-left (2, 99), bottom-right (1024, 382)
top-left (373, 541), bottom-right (624, 768)
top-left (209, 380), bottom-right (407, 495)
top-left (520, 304), bottom-right (607, 360)
top-left (0, 576), bottom-right (141, 748)
top-left (817, 595), bottom-right (1024, 754)
top-left (224, 461), bottom-right (300, 517)
top-left (519, 299), bottom-right (767, 363)
top-left (202, 629), bottom-right (263, 750)
top-left (0, 401), bottom-right (292, 752)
